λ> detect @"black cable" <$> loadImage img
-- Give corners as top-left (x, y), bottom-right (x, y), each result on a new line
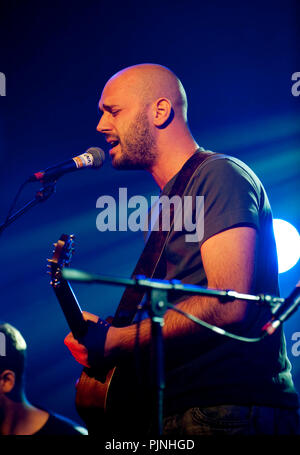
top-left (167, 303), bottom-right (267, 343)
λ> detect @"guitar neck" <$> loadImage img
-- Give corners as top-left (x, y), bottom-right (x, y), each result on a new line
top-left (53, 278), bottom-right (87, 340)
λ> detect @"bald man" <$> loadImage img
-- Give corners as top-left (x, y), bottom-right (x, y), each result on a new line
top-left (65, 64), bottom-right (300, 435)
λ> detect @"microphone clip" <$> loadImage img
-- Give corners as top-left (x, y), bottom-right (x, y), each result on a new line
top-left (35, 180), bottom-right (57, 202)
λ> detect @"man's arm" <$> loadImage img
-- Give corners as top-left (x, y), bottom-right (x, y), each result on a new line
top-left (64, 226), bottom-right (257, 367)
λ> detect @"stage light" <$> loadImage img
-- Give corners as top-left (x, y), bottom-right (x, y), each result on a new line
top-left (273, 219), bottom-right (300, 273)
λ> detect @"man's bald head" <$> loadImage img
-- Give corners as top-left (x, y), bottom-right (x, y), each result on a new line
top-left (97, 63), bottom-right (196, 174)
top-left (103, 63), bottom-right (188, 122)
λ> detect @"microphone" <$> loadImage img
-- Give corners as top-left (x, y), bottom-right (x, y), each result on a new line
top-left (27, 147), bottom-right (105, 182)
top-left (262, 282), bottom-right (300, 336)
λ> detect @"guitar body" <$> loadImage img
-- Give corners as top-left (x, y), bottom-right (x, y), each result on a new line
top-left (74, 316), bottom-right (117, 434)
top-left (76, 366), bottom-right (153, 435)
top-left (75, 368), bottom-right (115, 433)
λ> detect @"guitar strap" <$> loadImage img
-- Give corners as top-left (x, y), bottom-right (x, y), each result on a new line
top-left (112, 149), bottom-right (215, 328)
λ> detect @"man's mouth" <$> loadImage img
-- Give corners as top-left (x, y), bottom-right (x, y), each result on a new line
top-left (108, 139), bottom-right (120, 153)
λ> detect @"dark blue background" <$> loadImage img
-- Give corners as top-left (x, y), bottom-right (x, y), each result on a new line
top-left (0, 0), bottom-right (299, 427)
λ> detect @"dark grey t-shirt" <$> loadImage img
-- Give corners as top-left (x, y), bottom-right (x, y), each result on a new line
top-left (159, 152), bottom-right (299, 414)
top-left (33, 411), bottom-right (87, 435)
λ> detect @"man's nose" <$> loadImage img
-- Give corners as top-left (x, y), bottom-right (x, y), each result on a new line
top-left (96, 114), bottom-right (111, 133)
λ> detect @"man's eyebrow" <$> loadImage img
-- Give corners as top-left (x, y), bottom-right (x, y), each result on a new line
top-left (100, 104), bottom-right (120, 112)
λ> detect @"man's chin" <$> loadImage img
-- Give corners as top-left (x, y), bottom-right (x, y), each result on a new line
top-left (111, 154), bottom-right (145, 170)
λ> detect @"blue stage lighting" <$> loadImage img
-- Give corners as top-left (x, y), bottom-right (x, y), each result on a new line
top-left (273, 219), bottom-right (300, 273)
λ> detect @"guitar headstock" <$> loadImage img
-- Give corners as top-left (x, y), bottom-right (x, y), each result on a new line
top-left (47, 234), bottom-right (75, 288)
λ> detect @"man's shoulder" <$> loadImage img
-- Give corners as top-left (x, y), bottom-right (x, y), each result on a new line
top-left (195, 152), bottom-right (258, 177)
top-left (34, 411), bottom-right (88, 435)
top-left (189, 152), bottom-right (262, 195)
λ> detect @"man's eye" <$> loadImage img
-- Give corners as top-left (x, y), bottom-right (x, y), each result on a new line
top-left (111, 110), bottom-right (120, 117)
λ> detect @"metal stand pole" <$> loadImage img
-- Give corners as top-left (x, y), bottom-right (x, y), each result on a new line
top-left (0, 182), bottom-right (56, 234)
top-left (148, 288), bottom-right (169, 436)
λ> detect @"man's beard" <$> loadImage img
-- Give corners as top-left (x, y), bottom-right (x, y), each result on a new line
top-left (111, 109), bottom-right (157, 170)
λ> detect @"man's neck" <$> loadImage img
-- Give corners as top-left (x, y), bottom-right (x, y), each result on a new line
top-left (0, 396), bottom-right (49, 435)
top-left (150, 140), bottom-right (200, 189)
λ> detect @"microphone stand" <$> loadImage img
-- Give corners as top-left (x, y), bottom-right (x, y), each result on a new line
top-left (0, 181), bottom-right (56, 234)
top-left (62, 267), bottom-right (287, 436)
top-left (147, 287), bottom-right (168, 435)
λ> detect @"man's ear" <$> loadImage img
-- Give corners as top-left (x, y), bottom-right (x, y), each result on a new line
top-left (152, 98), bottom-right (173, 127)
top-left (0, 370), bottom-right (16, 394)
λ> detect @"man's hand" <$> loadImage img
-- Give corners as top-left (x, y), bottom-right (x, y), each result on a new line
top-left (64, 311), bottom-right (120, 368)
top-left (64, 311), bottom-right (99, 368)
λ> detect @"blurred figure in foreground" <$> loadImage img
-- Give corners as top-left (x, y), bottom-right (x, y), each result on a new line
top-left (0, 322), bottom-right (87, 435)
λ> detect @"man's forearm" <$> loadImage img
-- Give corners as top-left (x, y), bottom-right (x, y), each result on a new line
top-left (104, 295), bottom-right (249, 361)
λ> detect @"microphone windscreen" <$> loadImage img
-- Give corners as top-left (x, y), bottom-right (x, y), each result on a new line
top-left (85, 147), bottom-right (105, 168)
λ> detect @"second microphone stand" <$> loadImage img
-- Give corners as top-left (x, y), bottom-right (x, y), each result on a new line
top-left (62, 267), bottom-right (286, 436)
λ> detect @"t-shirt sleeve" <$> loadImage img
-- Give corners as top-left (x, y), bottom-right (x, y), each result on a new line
top-left (191, 157), bottom-right (261, 247)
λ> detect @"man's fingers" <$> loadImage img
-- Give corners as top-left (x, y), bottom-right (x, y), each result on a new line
top-left (64, 331), bottom-right (74, 345)
top-left (63, 313), bottom-right (102, 368)
top-left (82, 311), bottom-right (99, 323)
top-left (64, 331), bottom-right (90, 367)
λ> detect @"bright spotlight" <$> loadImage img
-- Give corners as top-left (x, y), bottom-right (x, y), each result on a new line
top-left (273, 219), bottom-right (300, 273)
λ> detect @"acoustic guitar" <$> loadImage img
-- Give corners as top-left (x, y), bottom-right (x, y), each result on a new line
top-left (47, 233), bottom-right (152, 435)
top-left (47, 234), bottom-right (116, 433)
